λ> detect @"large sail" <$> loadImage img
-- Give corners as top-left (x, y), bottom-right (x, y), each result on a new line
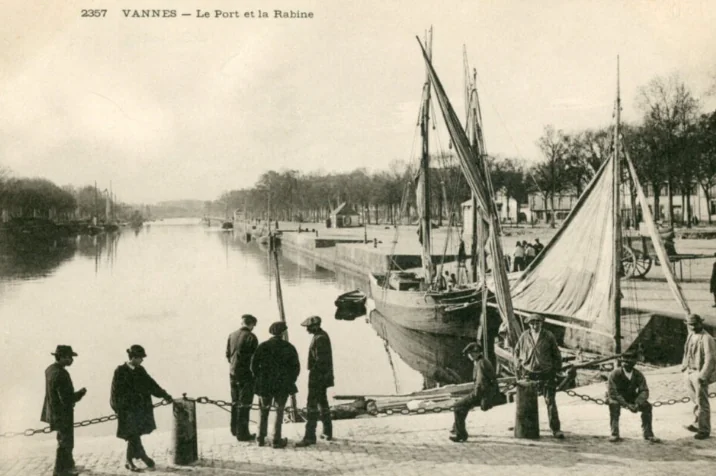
top-left (417, 39), bottom-right (523, 346)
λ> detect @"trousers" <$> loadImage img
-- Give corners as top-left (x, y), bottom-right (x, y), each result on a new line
top-left (230, 376), bottom-right (255, 438)
top-left (258, 394), bottom-right (289, 442)
top-left (54, 424), bottom-right (75, 475)
top-left (303, 385), bottom-right (332, 440)
top-left (685, 371), bottom-right (711, 435)
top-left (452, 390), bottom-right (484, 438)
top-left (125, 434), bottom-right (147, 461)
top-left (608, 402), bottom-right (653, 437)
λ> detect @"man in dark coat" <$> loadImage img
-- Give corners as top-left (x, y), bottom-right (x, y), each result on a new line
top-left (606, 351), bottom-right (659, 443)
top-left (449, 342), bottom-right (497, 442)
top-left (226, 314), bottom-right (259, 441)
top-left (251, 321), bottom-right (300, 448)
top-left (41, 345), bottom-right (87, 476)
top-left (110, 345), bottom-right (172, 472)
top-left (296, 315), bottom-right (334, 447)
top-left (514, 313), bottom-right (564, 438)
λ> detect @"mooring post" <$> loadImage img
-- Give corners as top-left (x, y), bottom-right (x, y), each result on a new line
top-left (172, 395), bottom-right (198, 465)
top-left (514, 380), bottom-right (540, 439)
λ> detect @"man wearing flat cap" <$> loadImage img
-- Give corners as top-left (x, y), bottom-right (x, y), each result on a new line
top-left (606, 351), bottom-right (658, 443)
top-left (41, 345), bottom-right (87, 476)
top-left (227, 314), bottom-right (259, 441)
top-left (251, 321), bottom-right (300, 448)
top-left (681, 313), bottom-right (716, 439)
top-left (514, 313), bottom-right (564, 438)
top-left (296, 316), bottom-right (334, 447)
top-left (449, 342), bottom-right (497, 442)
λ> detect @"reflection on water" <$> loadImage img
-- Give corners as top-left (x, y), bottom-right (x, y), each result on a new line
top-left (0, 221), bottom-right (471, 438)
top-left (368, 309), bottom-right (475, 386)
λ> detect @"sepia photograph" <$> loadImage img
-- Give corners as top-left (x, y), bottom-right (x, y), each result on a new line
top-left (1, 0), bottom-right (716, 474)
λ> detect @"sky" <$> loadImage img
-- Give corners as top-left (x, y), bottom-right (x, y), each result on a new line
top-left (1, 0), bottom-right (715, 204)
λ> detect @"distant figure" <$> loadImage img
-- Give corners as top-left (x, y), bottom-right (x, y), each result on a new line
top-left (326, 217), bottom-right (332, 229)
top-left (513, 241), bottom-right (525, 272)
top-left (449, 273), bottom-right (457, 289)
top-left (681, 313), bottom-right (716, 439)
top-left (296, 316), bottom-right (334, 447)
top-left (437, 271), bottom-right (448, 290)
top-left (449, 342), bottom-right (497, 442)
top-left (524, 242), bottom-right (536, 267)
top-left (533, 238), bottom-right (544, 255)
top-left (444, 271), bottom-right (452, 290)
top-left (514, 314), bottom-right (564, 439)
top-left (275, 220), bottom-right (279, 230)
top-left (41, 345), bottom-right (87, 476)
top-left (458, 239), bottom-right (467, 264)
top-left (226, 314), bottom-right (259, 441)
top-left (606, 351), bottom-right (659, 443)
top-left (251, 322), bottom-right (300, 449)
top-left (111, 345), bottom-right (173, 472)
top-left (710, 261), bottom-right (716, 307)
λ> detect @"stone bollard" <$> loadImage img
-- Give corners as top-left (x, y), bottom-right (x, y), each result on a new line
top-left (514, 380), bottom-right (540, 439)
top-left (172, 396), bottom-right (198, 465)
top-left (373, 238), bottom-right (377, 248)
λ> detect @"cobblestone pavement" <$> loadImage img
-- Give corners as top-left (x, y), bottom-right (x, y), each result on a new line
top-left (2, 367), bottom-right (715, 476)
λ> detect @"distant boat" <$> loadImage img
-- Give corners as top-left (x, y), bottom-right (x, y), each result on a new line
top-left (221, 221), bottom-right (233, 230)
top-left (334, 289), bottom-right (367, 308)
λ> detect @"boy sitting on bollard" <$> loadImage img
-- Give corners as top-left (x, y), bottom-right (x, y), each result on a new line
top-left (606, 351), bottom-right (659, 443)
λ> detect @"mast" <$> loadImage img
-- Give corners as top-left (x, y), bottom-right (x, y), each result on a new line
top-left (419, 28), bottom-right (434, 283)
top-left (612, 56), bottom-right (622, 354)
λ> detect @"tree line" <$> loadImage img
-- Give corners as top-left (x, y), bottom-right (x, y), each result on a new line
top-left (220, 73), bottom-right (716, 227)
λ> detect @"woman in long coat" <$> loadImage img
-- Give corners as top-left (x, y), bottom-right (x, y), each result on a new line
top-left (110, 345), bottom-right (172, 472)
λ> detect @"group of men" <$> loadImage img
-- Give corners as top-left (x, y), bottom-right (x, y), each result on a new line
top-left (449, 312), bottom-right (716, 444)
top-left (511, 239), bottom-right (544, 272)
top-left (226, 314), bottom-right (334, 449)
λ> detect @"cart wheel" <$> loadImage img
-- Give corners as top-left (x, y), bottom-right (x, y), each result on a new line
top-left (621, 247), bottom-right (652, 279)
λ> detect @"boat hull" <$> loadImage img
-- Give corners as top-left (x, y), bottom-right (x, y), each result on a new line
top-left (368, 273), bottom-right (481, 338)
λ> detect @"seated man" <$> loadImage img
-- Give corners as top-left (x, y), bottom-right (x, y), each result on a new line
top-left (606, 351), bottom-right (659, 443)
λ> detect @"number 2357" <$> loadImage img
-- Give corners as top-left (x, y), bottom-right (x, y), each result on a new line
top-left (81, 10), bottom-right (107, 17)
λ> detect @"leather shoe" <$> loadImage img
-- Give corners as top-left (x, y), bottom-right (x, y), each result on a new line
top-left (320, 433), bottom-right (333, 441)
top-left (449, 434), bottom-right (468, 443)
top-left (553, 431), bottom-right (565, 439)
top-left (694, 433), bottom-right (710, 440)
top-left (295, 439), bottom-right (316, 447)
top-left (609, 436), bottom-right (621, 443)
top-left (685, 424), bottom-right (699, 433)
top-left (644, 435), bottom-right (661, 443)
top-left (140, 455), bottom-right (155, 468)
top-left (237, 433), bottom-right (256, 442)
top-left (272, 438), bottom-right (288, 449)
top-left (124, 461), bottom-right (141, 472)
top-left (257, 436), bottom-right (265, 447)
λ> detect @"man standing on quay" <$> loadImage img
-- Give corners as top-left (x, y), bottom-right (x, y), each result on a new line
top-left (681, 313), bottom-right (716, 439)
top-left (251, 321), bottom-right (300, 448)
top-left (41, 345), bottom-right (87, 476)
top-left (296, 316), bottom-right (334, 447)
top-left (514, 313), bottom-right (564, 439)
top-left (226, 314), bottom-right (259, 441)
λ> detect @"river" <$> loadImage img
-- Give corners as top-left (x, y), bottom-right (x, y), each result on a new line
top-left (0, 219), bottom-right (472, 439)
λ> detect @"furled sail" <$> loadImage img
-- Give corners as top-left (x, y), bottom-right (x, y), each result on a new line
top-left (417, 38), bottom-right (523, 346)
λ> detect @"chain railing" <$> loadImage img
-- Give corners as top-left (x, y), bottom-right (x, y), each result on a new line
top-left (3, 385), bottom-right (715, 438)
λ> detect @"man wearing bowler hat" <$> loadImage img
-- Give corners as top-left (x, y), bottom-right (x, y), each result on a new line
top-left (226, 314), bottom-right (259, 441)
top-left (296, 316), bottom-right (334, 447)
top-left (449, 342), bottom-right (497, 442)
top-left (514, 313), bottom-right (564, 438)
top-left (41, 345), bottom-right (87, 476)
top-left (681, 313), bottom-right (716, 439)
top-left (606, 351), bottom-right (659, 443)
top-left (251, 321), bottom-right (300, 448)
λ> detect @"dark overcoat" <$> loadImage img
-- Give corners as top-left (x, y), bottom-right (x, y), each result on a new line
top-left (41, 363), bottom-right (82, 430)
top-left (251, 336), bottom-right (300, 397)
top-left (226, 327), bottom-right (258, 382)
top-left (110, 363), bottom-right (171, 440)
top-left (710, 261), bottom-right (716, 294)
top-left (307, 329), bottom-right (334, 389)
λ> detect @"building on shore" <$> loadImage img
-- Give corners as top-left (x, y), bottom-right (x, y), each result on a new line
top-left (330, 202), bottom-right (361, 228)
top-left (461, 192), bottom-right (531, 232)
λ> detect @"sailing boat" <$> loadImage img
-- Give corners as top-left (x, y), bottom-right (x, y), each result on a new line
top-left (501, 59), bottom-right (692, 363)
top-left (368, 31), bottom-right (482, 338)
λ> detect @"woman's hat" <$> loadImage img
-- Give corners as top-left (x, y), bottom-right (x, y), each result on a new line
top-left (269, 321), bottom-right (288, 336)
top-left (51, 345), bottom-right (78, 357)
top-left (127, 345), bottom-right (147, 358)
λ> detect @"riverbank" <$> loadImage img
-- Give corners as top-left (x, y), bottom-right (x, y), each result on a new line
top-left (2, 365), bottom-right (714, 476)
